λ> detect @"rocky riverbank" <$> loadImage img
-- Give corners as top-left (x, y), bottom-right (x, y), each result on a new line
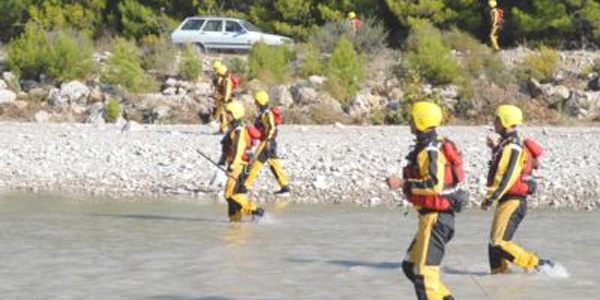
top-left (1, 123), bottom-right (598, 210)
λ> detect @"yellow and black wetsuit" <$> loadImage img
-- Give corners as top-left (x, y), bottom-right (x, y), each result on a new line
top-left (243, 107), bottom-right (289, 190)
top-left (402, 130), bottom-right (455, 300)
top-left (484, 131), bottom-right (539, 273)
top-left (213, 74), bottom-right (233, 133)
top-left (221, 122), bottom-right (258, 222)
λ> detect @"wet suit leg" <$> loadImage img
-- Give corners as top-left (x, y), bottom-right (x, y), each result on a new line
top-left (245, 139), bottom-right (289, 189)
top-left (489, 198), bottom-right (539, 274)
top-left (224, 165), bottom-right (258, 222)
top-left (403, 211), bottom-right (455, 300)
top-left (490, 26), bottom-right (500, 50)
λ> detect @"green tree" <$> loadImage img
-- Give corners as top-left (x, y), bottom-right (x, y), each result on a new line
top-left (326, 37), bottom-right (366, 104)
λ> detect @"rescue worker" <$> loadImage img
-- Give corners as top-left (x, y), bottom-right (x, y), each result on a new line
top-left (387, 101), bottom-right (463, 300)
top-left (348, 11), bottom-right (362, 33)
top-left (488, 0), bottom-right (502, 51)
top-left (243, 91), bottom-right (290, 195)
top-left (218, 101), bottom-right (265, 222)
top-left (213, 63), bottom-right (234, 134)
top-left (481, 104), bottom-right (553, 274)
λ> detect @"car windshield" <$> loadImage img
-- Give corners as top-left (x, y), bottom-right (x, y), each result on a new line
top-left (181, 19), bottom-right (205, 30)
top-left (240, 21), bottom-right (259, 32)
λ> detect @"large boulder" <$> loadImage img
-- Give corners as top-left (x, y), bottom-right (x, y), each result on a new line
top-left (0, 90), bottom-right (16, 103)
top-left (290, 81), bottom-right (319, 105)
top-left (348, 89), bottom-right (385, 118)
top-left (269, 85), bottom-right (294, 108)
top-left (48, 81), bottom-right (90, 106)
top-left (567, 90), bottom-right (600, 118)
top-left (0, 79), bottom-right (7, 90)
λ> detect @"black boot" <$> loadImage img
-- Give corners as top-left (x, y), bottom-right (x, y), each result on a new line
top-left (536, 259), bottom-right (554, 271)
top-left (274, 185), bottom-right (290, 196)
top-left (252, 207), bottom-right (265, 217)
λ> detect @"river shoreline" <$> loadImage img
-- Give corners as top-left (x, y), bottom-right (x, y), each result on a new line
top-left (1, 122), bottom-right (598, 210)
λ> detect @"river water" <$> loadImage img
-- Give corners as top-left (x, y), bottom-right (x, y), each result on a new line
top-left (0, 192), bottom-right (598, 300)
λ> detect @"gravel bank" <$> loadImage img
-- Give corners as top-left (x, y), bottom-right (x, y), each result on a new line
top-left (1, 123), bottom-right (598, 210)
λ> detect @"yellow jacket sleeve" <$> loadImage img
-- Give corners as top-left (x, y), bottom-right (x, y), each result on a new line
top-left (230, 127), bottom-right (247, 169)
top-left (407, 144), bottom-right (446, 195)
top-left (485, 143), bottom-right (523, 204)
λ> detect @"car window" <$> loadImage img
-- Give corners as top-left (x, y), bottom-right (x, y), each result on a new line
top-left (203, 20), bottom-right (223, 32)
top-left (181, 19), bottom-right (205, 30)
top-left (225, 21), bottom-right (244, 33)
top-left (240, 21), bottom-right (259, 32)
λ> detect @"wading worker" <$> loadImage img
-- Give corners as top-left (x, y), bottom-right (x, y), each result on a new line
top-left (242, 91), bottom-right (290, 196)
top-left (482, 105), bottom-right (553, 273)
top-left (387, 101), bottom-right (466, 300)
top-left (218, 101), bottom-right (264, 222)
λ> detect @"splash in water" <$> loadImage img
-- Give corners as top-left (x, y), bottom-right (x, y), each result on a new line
top-left (537, 262), bottom-right (569, 279)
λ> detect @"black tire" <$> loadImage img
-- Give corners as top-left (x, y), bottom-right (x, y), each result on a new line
top-left (193, 43), bottom-right (207, 55)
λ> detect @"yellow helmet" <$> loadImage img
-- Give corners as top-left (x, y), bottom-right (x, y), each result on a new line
top-left (225, 101), bottom-right (245, 120)
top-left (348, 11), bottom-right (357, 19)
top-left (411, 101), bottom-right (443, 132)
top-left (488, 0), bottom-right (497, 8)
top-left (495, 105), bottom-right (523, 128)
top-left (212, 60), bottom-right (223, 70)
top-left (216, 64), bottom-right (228, 76)
top-left (254, 91), bottom-right (270, 106)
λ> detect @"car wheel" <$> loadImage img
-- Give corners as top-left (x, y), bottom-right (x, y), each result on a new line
top-left (193, 43), bottom-right (207, 55)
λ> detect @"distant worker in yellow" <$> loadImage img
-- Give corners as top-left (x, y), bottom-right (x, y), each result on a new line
top-left (482, 105), bottom-right (553, 274)
top-left (243, 91), bottom-right (290, 196)
top-left (213, 63), bottom-right (239, 134)
top-left (348, 11), bottom-right (362, 33)
top-left (218, 101), bottom-right (265, 222)
top-left (488, 0), bottom-right (504, 51)
top-left (387, 102), bottom-right (467, 300)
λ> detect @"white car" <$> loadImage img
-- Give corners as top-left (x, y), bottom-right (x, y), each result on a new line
top-left (171, 17), bottom-right (293, 52)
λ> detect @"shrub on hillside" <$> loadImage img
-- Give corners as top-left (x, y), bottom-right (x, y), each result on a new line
top-left (8, 23), bottom-right (94, 81)
top-left (102, 37), bottom-right (157, 93)
top-left (298, 43), bottom-right (323, 77)
top-left (403, 20), bottom-right (460, 85)
top-left (46, 30), bottom-right (95, 81)
top-left (7, 22), bottom-right (47, 79)
top-left (105, 97), bottom-right (120, 122)
top-left (142, 34), bottom-right (178, 75)
top-left (312, 19), bottom-right (388, 55)
top-left (514, 46), bottom-right (559, 83)
top-left (248, 42), bottom-right (294, 84)
top-left (325, 37), bottom-right (366, 105)
top-left (178, 45), bottom-right (202, 81)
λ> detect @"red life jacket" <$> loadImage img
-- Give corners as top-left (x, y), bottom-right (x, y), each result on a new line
top-left (506, 138), bottom-right (543, 196)
top-left (403, 138), bottom-right (465, 211)
top-left (272, 106), bottom-right (283, 125)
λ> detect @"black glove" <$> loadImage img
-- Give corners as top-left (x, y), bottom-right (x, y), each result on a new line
top-left (447, 189), bottom-right (469, 213)
top-left (526, 178), bottom-right (538, 195)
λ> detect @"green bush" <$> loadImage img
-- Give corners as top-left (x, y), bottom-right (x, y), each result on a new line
top-left (105, 97), bottom-right (121, 122)
top-left (514, 46), bottom-right (559, 83)
top-left (404, 20), bottom-right (460, 85)
top-left (312, 19), bottom-right (388, 55)
top-left (142, 34), bottom-right (178, 75)
top-left (298, 43), bottom-right (323, 77)
top-left (8, 23), bottom-right (94, 81)
top-left (325, 37), bottom-right (366, 105)
top-left (46, 30), bottom-right (95, 81)
top-left (248, 42), bottom-right (294, 84)
top-left (7, 22), bottom-right (48, 79)
top-left (178, 45), bottom-right (202, 81)
top-left (227, 57), bottom-right (250, 82)
top-left (102, 37), bottom-right (157, 93)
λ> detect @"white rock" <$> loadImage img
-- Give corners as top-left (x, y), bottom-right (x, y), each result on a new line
top-left (34, 110), bottom-right (50, 123)
top-left (269, 85), bottom-right (294, 108)
top-left (153, 105), bottom-right (170, 119)
top-left (0, 90), bottom-right (16, 103)
top-left (0, 79), bottom-right (7, 90)
top-left (48, 81), bottom-right (90, 106)
top-left (308, 75), bottom-right (326, 86)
